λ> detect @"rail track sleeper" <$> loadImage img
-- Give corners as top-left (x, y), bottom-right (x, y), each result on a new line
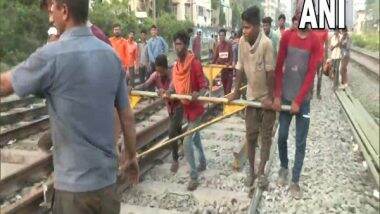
top-left (0, 117), bottom-right (50, 147)
top-left (0, 154), bottom-right (52, 199)
top-left (337, 91), bottom-right (379, 168)
top-left (351, 47), bottom-right (380, 62)
top-left (345, 90), bottom-right (380, 138)
top-left (0, 106), bottom-right (47, 126)
top-left (337, 91), bottom-right (380, 165)
top-left (0, 97), bottom-right (41, 112)
top-left (338, 96), bottom-right (380, 187)
top-left (336, 91), bottom-right (380, 186)
top-left (2, 114), bottom-right (171, 212)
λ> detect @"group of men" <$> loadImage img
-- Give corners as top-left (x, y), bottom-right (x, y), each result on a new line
top-left (0, 0), bottom-right (351, 213)
top-left (109, 24), bottom-right (168, 87)
top-left (329, 28), bottom-right (351, 90)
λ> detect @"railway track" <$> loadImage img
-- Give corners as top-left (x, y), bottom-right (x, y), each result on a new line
top-left (0, 98), bottom-right (167, 213)
top-left (336, 89), bottom-right (379, 187)
top-left (0, 54), bottom-right (212, 213)
top-left (350, 47), bottom-right (379, 80)
top-left (0, 48), bottom-right (378, 213)
top-left (121, 114), bottom-right (250, 213)
top-left (120, 112), bottom-right (280, 213)
top-left (0, 96), bottom-right (42, 112)
top-left (334, 47), bottom-right (380, 189)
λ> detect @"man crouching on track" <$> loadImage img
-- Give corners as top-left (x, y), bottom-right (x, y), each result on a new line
top-left (0, 0), bottom-right (139, 213)
top-left (172, 31), bottom-right (208, 191)
top-left (227, 6), bottom-right (276, 197)
top-left (135, 54), bottom-right (183, 173)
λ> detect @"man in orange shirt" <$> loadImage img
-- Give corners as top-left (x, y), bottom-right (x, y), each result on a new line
top-left (109, 24), bottom-right (127, 68)
top-left (125, 31), bottom-right (139, 87)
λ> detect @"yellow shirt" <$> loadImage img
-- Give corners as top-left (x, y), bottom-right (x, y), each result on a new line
top-left (236, 32), bottom-right (275, 100)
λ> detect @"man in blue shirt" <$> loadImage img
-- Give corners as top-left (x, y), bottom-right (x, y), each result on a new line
top-left (262, 16), bottom-right (279, 56)
top-left (0, 0), bottom-right (139, 213)
top-left (147, 25), bottom-right (168, 75)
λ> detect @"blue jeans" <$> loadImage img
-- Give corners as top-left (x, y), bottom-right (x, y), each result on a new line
top-left (183, 117), bottom-right (206, 180)
top-left (277, 99), bottom-right (310, 183)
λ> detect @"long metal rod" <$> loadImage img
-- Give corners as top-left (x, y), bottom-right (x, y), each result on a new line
top-left (131, 90), bottom-right (291, 111)
top-left (137, 107), bottom-right (244, 161)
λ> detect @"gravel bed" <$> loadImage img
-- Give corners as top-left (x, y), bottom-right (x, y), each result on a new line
top-left (259, 77), bottom-right (379, 213)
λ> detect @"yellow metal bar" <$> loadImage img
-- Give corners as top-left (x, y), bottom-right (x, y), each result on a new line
top-left (137, 106), bottom-right (243, 161)
top-left (129, 95), bottom-right (142, 109)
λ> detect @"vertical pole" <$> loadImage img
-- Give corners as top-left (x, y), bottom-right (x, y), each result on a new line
top-left (210, 67), bottom-right (213, 98)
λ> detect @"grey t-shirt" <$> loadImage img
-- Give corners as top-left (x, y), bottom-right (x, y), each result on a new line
top-left (283, 47), bottom-right (311, 102)
top-left (11, 26), bottom-right (129, 192)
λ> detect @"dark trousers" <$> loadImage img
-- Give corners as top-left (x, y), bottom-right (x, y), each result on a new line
top-left (332, 59), bottom-right (341, 89)
top-left (316, 63), bottom-right (323, 97)
top-left (277, 99), bottom-right (310, 183)
top-left (221, 68), bottom-right (233, 95)
top-left (128, 67), bottom-right (135, 87)
top-left (53, 184), bottom-right (120, 214)
top-left (169, 106), bottom-right (184, 161)
top-left (245, 107), bottom-right (276, 175)
top-left (139, 66), bottom-right (147, 84)
top-left (149, 62), bottom-right (155, 75)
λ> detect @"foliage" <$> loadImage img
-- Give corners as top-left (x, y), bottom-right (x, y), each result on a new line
top-left (0, 0), bottom-right (194, 69)
top-left (0, 0), bottom-right (49, 67)
top-left (90, 0), bottom-right (141, 37)
top-left (219, 8), bottom-right (226, 27)
top-left (156, 0), bottom-right (171, 16)
top-left (231, 3), bottom-right (242, 29)
top-left (211, 0), bottom-right (219, 10)
top-left (351, 33), bottom-right (379, 52)
top-left (156, 13), bottom-right (193, 45)
top-left (91, 1), bottom-right (192, 46)
top-left (239, 0), bottom-right (263, 11)
top-left (366, 0), bottom-right (379, 21)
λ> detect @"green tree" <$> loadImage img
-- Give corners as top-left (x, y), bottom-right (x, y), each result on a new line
top-left (90, 0), bottom-right (140, 37)
top-left (231, 3), bottom-right (242, 29)
top-left (91, 2), bottom-right (191, 46)
top-left (219, 8), bottom-right (226, 27)
top-left (239, 0), bottom-right (263, 12)
top-left (156, 0), bottom-right (171, 16)
top-left (156, 13), bottom-right (193, 45)
top-left (0, 0), bottom-right (48, 67)
top-left (211, 0), bottom-right (219, 10)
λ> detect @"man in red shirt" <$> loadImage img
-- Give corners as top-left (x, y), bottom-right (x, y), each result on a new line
top-left (213, 28), bottom-right (233, 95)
top-left (172, 30), bottom-right (208, 191)
top-left (272, 26), bottom-right (321, 199)
top-left (192, 30), bottom-right (202, 60)
top-left (135, 54), bottom-right (182, 173)
top-left (313, 29), bottom-right (329, 99)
